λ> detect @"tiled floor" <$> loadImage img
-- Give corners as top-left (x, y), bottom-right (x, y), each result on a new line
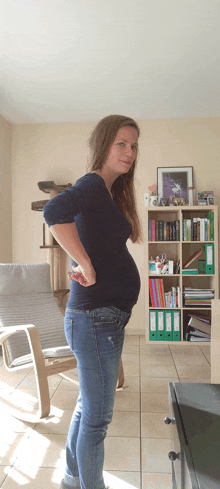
top-left (0, 336), bottom-right (211, 489)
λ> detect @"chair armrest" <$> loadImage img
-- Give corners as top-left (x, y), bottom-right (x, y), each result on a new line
top-left (0, 323), bottom-right (51, 418)
top-left (0, 324), bottom-right (36, 345)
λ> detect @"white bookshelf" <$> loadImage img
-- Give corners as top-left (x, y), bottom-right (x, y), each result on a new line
top-left (145, 205), bottom-right (219, 344)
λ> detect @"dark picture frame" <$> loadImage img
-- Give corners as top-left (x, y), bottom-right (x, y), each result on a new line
top-left (157, 166), bottom-right (193, 205)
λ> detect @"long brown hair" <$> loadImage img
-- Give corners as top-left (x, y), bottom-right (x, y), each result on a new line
top-left (88, 115), bottom-right (143, 243)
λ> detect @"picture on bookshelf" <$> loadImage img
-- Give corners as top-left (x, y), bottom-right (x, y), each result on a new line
top-left (157, 166), bottom-right (193, 205)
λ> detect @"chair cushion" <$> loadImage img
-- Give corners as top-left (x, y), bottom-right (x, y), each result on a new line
top-left (11, 346), bottom-right (74, 367)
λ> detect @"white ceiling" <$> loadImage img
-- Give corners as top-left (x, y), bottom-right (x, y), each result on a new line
top-left (1, 0), bottom-right (220, 124)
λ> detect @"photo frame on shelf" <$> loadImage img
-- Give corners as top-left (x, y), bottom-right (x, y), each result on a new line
top-left (197, 191), bottom-right (214, 205)
top-left (157, 166), bottom-right (193, 205)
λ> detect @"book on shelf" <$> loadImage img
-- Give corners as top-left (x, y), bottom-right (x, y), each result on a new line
top-left (185, 330), bottom-right (211, 342)
top-left (185, 315), bottom-right (211, 341)
top-left (187, 316), bottom-right (211, 335)
top-left (182, 269), bottom-right (199, 275)
top-left (149, 309), bottom-right (181, 341)
top-left (149, 278), bottom-right (181, 308)
top-left (175, 259), bottom-right (180, 274)
top-left (182, 212), bottom-right (214, 241)
top-left (207, 211), bottom-right (214, 241)
top-left (183, 287), bottom-right (214, 306)
top-left (148, 220), bottom-right (180, 241)
top-left (184, 287), bottom-right (215, 296)
top-left (187, 312), bottom-right (211, 324)
top-left (184, 297), bottom-right (214, 306)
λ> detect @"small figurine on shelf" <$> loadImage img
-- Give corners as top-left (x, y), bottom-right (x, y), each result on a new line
top-left (170, 195), bottom-right (178, 206)
top-left (148, 184), bottom-right (158, 206)
top-left (155, 256), bottom-right (162, 274)
top-left (170, 195), bottom-right (187, 206)
top-left (160, 197), bottom-right (169, 206)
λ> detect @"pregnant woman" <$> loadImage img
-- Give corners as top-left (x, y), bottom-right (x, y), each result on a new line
top-left (43, 114), bottom-right (142, 489)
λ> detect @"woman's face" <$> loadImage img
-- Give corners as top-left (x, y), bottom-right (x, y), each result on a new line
top-left (103, 126), bottom-right (139, 176)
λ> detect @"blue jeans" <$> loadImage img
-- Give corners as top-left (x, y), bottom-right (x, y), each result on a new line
top-left (63, 306), bottom-right (131, 489)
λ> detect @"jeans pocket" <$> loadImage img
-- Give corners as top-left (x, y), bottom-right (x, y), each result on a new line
top-left (94, 307), bottom-right (132, 333)
top-left (64, 319), bottom-right (74, 351)
top-left (94, 308), bottom-right (120, 331)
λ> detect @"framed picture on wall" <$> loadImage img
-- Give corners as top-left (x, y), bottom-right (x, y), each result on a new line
top-left (157, 166), bottom-right (193, 205)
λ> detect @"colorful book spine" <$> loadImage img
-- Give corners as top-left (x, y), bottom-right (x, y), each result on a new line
top-left (175, 220), bottom-right (180, 241)
top-left (207, 211), bottom-right (214, 241)
top-left (193, 218), bottom-right (197, 241)
top-left (186, 219), bottom-right (191, 241)
top-left (204, 218), bottom-right (208, 241)
top-left (149, 220), bottom-right (180, 241)
top-left (177, 287), bottom-right (181, 308)
top-left (149, 279), bottom-right (167, 308)
top-left (183, 220), bottom-right (187, 241)
top-left (155, 279), bottom-right (161, 306)
top-left (149, 279), bottom-right (155, 307)
top-left (151, 220), bottom-right (155, 241)
top-left (155, 221), bottom-right (159, 241)
top-left (182, 215), bottom-right (214, 241)
top-left (159, 279), bottom-right (165, 307)
top-left (164, 222), bottom-right (167, 241)
top-left (148, 220), bottom-right (152, 241)
top-left (197, 219), bottom-right (200, 241)
top-left (159, 221), bottom-right (163, 241)
top-left (185, 300), bottom-right (212, 306)
top-left (200, 219), bottom-right (204, 241)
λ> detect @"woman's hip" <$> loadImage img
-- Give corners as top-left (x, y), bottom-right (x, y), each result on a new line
top-left (64, 306), bottom-right (131, 354)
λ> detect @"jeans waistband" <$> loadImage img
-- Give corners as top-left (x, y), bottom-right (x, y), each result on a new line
top-left (66, 306), bottom-right (131, 321)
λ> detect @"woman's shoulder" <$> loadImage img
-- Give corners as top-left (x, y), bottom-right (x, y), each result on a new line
top-left (74, 172), bottom-right (105, 193)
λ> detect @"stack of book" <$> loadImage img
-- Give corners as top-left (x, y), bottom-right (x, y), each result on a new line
top-left (148, 220), bottom-right (180, 241)
top-left (185, 313), bottom-right (211, 341)
top-left (183, 287), bottom-right (215, 307)
top-left (182, 211), bottom-right (214, 241)
top-left (149, 278), bottom-right (181, 308)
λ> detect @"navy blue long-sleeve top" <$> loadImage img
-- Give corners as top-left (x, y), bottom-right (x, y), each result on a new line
top-left (43, 172), bottom-right (141, 313)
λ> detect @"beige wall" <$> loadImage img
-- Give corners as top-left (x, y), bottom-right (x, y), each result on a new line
top-left (10, 116), bottom-right (220, 333)
top-left (0, 114), bottom-right (12, 262)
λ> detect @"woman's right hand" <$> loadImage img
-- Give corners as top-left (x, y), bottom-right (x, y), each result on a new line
top-left (68, 263), bottom-right (96, 287)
